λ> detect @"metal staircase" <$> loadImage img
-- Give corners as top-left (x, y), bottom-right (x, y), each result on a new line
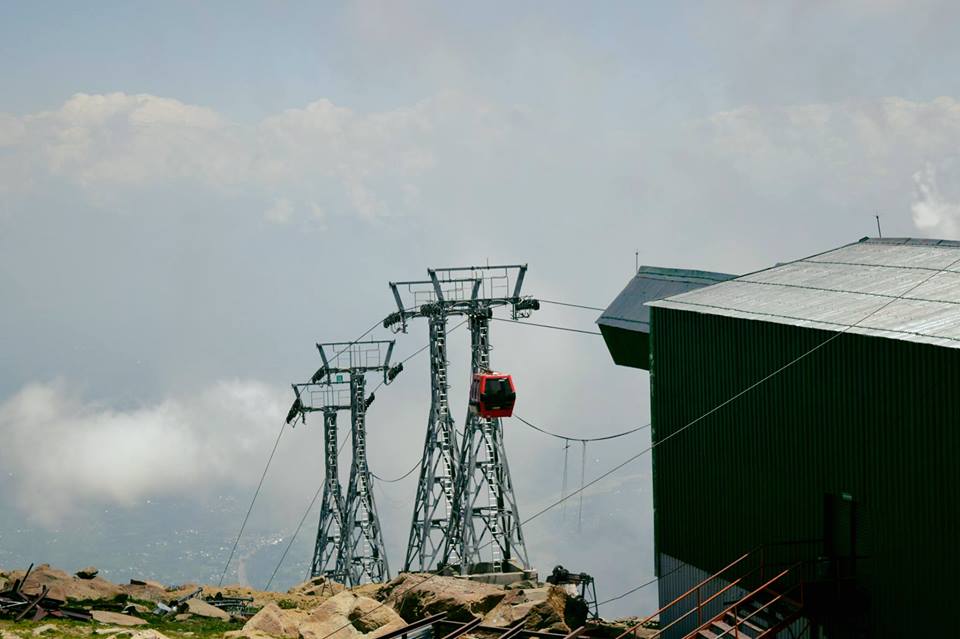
top-left (688, 565), bottom-right (804, 638)
top-left (615, 548), bottom-right (811, 639)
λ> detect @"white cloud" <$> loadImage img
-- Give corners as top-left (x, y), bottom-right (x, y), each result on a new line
top-left (695, 97), bottom-right (960, 238)
top-left (912, 164), bottom-right (960, 237)
top-left (0, 379), bottom-right (289, 524)
top-left (0, 91), bottom-right (517, 221)
top-left (702, 97), bottom-right (960, 177)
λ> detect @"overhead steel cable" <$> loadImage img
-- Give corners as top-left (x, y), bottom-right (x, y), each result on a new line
top-left (218, 418), bottom-right (286, 587)
top-left (539, 299), bottom-right (606, 312)
top-left (597, 576), bottom-right (658, 607)
top-left (371, 459), bottom-right (422, 483)
top-left (491, 316), bottom-right (602, 336)
top-left (220, 316), bottom-right (384, 586)
top-left (264, 435), bottom-right (350, 590)
top-left (513, 413), bottom-right (648, 442)
top-left (265, 479), bottom-right (323, 591)
top-left (596, 564), bottom-right (685, 607)
top-left (368, 319), bottom-right (467, 395)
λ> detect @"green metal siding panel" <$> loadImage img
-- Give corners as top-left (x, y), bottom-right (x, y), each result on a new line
top-left (598, 323), bottom-right (650, 369)
top-left (650, 306), bottom-right (960, 636)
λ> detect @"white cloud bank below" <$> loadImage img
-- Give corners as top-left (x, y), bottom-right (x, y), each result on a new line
top-left (0, 379), bottom-right (290, 524)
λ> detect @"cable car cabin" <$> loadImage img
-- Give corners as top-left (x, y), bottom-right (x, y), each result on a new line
top-left (469, 373), bottom-right (517, 418)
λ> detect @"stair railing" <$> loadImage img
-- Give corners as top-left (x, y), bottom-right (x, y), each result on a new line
top-left (684, 562), bottom-right (805, 639)
top-left (614, 552), bottom-right (752, 639)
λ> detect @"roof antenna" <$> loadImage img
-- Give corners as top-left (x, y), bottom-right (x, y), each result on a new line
top-left (635, 250), bottom-right (639, 274)
top-left (875, 214), bottom-right (883, 238)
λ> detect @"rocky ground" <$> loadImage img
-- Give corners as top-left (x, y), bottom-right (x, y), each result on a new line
top-left (0, 565), bottom-right (655, 639)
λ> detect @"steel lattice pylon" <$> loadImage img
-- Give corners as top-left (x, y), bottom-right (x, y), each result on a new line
top-left (311, 408), bottom-right (349, 581)
top-left (444, 307), bottom-right (528, 574)
top-left (289, 340), bottom-right (402, 586)
top-left (343, 372), bottom-right (390, 584)
top-left (386, 278), bottom-right (477, 573)
top-left (388, 265), bottom-right (538, 576)
top-left (286, 380), bottom-right (351, 583)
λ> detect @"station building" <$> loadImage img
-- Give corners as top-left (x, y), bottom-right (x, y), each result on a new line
top-left (599, 238), bottom-right (960, 637)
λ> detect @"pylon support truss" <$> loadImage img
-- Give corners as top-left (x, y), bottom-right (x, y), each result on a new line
top-left (289, 339), bottom-right (402, 587)
top-left (311, 408), bottom-right (349, 582)
top-left (444, 308), bottom-right (529, 574)
top-left (344, 372), bottom-right (390, 584)
top-left (387, 265), bottom-right (536, 576)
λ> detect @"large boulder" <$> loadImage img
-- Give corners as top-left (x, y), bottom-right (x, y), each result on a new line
top-left (183, 597), bottom-right (231, 620)
top-left (298, 591), bottom-right (406, 639)
top-left (128, 632), bottom-right (175, 639)
top-left (90, 611), bottom-right (149, 627)
top-left (382, 573), bottom-right (506, 622)
top-left (482, 586), bottom-right (586, 633)
top-left (287, 576), bottom-right (346, 598)
top-left (234, 593), bottom-right (404, 639)
top-left (297, 619), bottom-right (361, 639)
top-left (211, 583), bottom-right (332, 611)
top-left (119, 580), bottom-right (170, 604)
top-left (7, 565), bottom-right (124, 602)
top-left (232, 603), bottom-right (306, 639)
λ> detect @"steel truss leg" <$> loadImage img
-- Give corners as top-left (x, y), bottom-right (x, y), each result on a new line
top-left (344, 374), bottom-right (390, 584)
top-left (311, 410), bottom-right (350, 583)
top-left (404, 313), bottom-right (461, 572)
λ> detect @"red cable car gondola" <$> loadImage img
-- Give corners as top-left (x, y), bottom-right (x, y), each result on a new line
top-left (469, 372), bottom-right (516, 418)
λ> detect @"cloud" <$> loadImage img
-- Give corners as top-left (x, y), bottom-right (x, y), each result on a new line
top-left (0, 91), bottom-right (519, 221)
top-left (691, 97), bottom-right (960, 239)
top-left (912, 164), bottom-right (960, 236)
top-left (0, 379), bottom-right (289, 524)
top-left (701, 97), bottom-right (960, 180)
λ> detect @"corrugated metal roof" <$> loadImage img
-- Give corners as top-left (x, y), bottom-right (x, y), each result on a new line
top-left (649, 237), bottom-right (960, 349)
top-left (597, 266), bottom-right (737, 333)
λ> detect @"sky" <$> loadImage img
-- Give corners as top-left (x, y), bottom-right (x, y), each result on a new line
top-left (3, 0), bottom-right (960, 618)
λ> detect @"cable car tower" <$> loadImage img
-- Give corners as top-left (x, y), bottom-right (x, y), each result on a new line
top-left (285, 376), bottom-right (352, 584)
top-left (306, 340), bottom-right (402, 585)
top-left (385, 275), bottom-right (482, 573)
top-left (433, 264), bottom-right (538, 575)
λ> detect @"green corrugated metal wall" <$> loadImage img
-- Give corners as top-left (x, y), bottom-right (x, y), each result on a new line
top-left (650, 306), bottom-right (960, 636)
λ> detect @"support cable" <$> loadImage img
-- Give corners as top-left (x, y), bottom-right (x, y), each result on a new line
top-left (264, 436), bottom-right (350, 590)
top-left (560, 439), bottom-right (570, 519)
top-left (368, 320), bottom-right (467, 395)
top-left (218, 418), bottom-right (286, 587)
top-left (265, 479), bottom-right (323, 591)
top-left (596, 564), bottom-right (685, 607)
top-left (371, 459), bottom-right (422, 483)
top-left (492, 317), bottom-right (602, 336)
top-left (513, 414), bottom-right (647, 442)
top-left (597, 576), bottom-right (658, 607)
top-left (578, 441), bottom-right (587, 532)
top-left (539, 299), bottom-right (607, 312)
top-left (312, 252), bottom-right (960, 637)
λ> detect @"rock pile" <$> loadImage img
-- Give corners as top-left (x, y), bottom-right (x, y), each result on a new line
top-left (0, 564), bottom-right (633, 639)
top-left (229, 592), bottom-right (405, 639)
top-left (379, 573), bottom-right (587, 633)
